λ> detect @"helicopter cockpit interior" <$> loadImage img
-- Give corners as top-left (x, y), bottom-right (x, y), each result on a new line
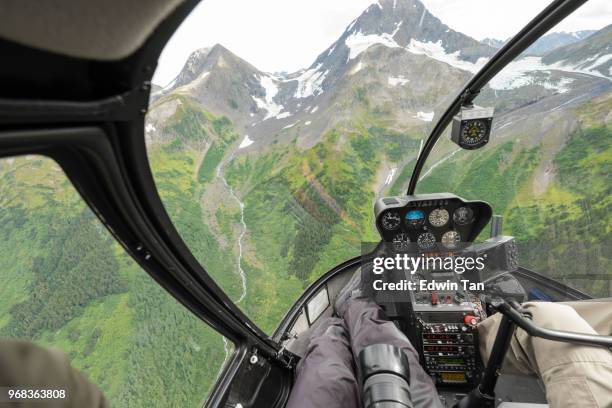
top-left (275, 187), bottom-right (611, 407)
top-left (0, 0), bottom-right (610, 408)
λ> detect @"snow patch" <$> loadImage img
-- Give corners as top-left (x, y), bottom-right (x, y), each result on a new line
top-left (391, 21), bottom-right (403, 38)
top-left (327, 43), bottom-right (337, 56)
top-left (417, 7), bottom-right (426, 28)
top-left (346, 19), bottom-right (357, 33)
top-left (252, 75), bottom-right (286, 119)
top-left (350, 61), bottom-right (364, 75)
top-left (238, 135), bottom-right (254, 149)
top-left (407, 39), bottom-right (487, 73)
top-left (293, 64), bottom-right (328, 98)
top-left (161, 77), bottom-right (177, 91)
top-left (388, 76), bottom-right (409, 86)
top-left (310, 106), bottom-right (319, 113)
top-left (145, 123), bottom-right (156, 133)
top-left (415, 111), bottom-right (434, 122)
top-left (556, 53), bottom-right (612, 79)
top-left (489, 56), bottom-right (587, 92)
top-left (276, 112), bottom-right (292, 119)
top-left (384, 168), bottom-right (397, 185)
top-left (305, 121), bottom-right (312, 126)
top-left (345, 31), bottom-right (401, 60)
top-left (428, 52), bottom-right (611, 92)
top-left (283, 122), bottom-right (298, 129)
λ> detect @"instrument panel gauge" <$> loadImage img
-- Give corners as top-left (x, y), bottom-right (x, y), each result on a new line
top-left (441, 231), bottom-right (461, 249)
top-left (405, 209), bottom-right (425, 228)
top-left (417, 232), bottom-right (436, 250)
top-left (453, 206), bottom-right (474, 225)
top-left (461, 119), bottom-right (488, 147)
top-left (381, 211), bottom-right (401, 230)
top-left (428, 208), bottom-right (449, 227)
top-left (393, 233), bottom-right (411, 252)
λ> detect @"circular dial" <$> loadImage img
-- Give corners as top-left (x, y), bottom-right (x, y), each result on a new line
top-left (461, 119), bottom-right (487, 146)
top-left (381, 211), bottom-right (401, 230)
top-left (393, 233), bottom-right (411, 252)
top-left (428, 208), bottom-right (449, 227)
top-left (453, 206), bottom-right (474, 225)
top-left (405, 209), bottom-right (425, 228)
top-left (417, 232), bottom-right (436, 250)
top-left (441, 231), bottom-right (461, 249)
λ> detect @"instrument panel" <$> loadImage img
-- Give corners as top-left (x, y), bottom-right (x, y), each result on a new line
top-left (375, 193), bottom-right (492, 252)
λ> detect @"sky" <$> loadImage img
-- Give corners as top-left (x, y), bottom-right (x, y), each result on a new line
top-left (153, 0), bottom-right (611, 86)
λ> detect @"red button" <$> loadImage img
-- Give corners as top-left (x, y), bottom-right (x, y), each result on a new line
top-left (464, 315), bottom-right (478, 325)
top-left (431, 292), bottom-right (438, 305)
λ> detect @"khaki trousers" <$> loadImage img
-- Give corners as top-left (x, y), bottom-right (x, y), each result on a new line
top-left (478, 300), bottom-right (612, 408)
top-left (0, 340), bottom-right (108, 408)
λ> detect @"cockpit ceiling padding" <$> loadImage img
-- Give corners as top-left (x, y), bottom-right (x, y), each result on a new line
top-left (0, 0), bottom-right (186, 60)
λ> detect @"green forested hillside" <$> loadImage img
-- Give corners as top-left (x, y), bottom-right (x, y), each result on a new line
top-left (417, 95), bottom-right (612, 296)
top-left (0, 104), bottom-right (234, 406)
top-left (1, 85), bottom-right (610, 408)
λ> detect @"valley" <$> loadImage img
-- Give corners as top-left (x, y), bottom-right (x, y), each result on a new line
top-left (1, 0), bottom-right (610, 406)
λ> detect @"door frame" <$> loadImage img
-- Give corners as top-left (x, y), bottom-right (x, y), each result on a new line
top-left (0, 0), bottom-right (291, 386)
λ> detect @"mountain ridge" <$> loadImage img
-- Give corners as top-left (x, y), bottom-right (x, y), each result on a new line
top-left (149, 0), bottom-right (611, 153)
top-left (481, 29), bottom-right (597, 55)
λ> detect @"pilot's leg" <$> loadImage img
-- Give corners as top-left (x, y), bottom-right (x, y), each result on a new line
top-left (478, 301), bottom-right (612, 408)
top-left (285, 317), bottom-right (360, 408)
top-left (343, 295), bottom-right (444, 408)
top-left (562, 299), bottom-right (612, 335)
top-left (0, 339), bottom-right (109, 408)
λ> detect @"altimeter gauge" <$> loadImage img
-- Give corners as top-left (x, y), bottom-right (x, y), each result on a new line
top-left (381, 211), bottom-right (401, 230)
top-left (453, 206), bottom-right (474, 225)
top-left (441, 231), bottom-right (461, 249)
top-left (417, 232), bottom-right (436, 250)
top-left (428, 208), bottom-right (449, 227)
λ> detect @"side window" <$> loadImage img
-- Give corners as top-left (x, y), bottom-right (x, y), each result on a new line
top-left (0, 156), bottom-right (231, 406)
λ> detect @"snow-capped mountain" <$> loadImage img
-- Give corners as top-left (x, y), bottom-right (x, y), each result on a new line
top-left (526, 30), bottom-right (596, 55)
top-left (482, 30), bottom-right (596, 56)
top-left (148, 0), bottom-right (610, 150)
top-left (542, 24), bottom-right (611, 78)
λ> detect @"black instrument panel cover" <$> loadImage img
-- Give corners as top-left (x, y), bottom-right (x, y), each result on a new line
top-left (374, 193), bottom-right (492, 245)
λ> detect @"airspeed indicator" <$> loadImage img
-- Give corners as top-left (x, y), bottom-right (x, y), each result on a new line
top-left (417, 232), bottom-right (436, 250)
top-left (382, 211), bottom-right (401, 230)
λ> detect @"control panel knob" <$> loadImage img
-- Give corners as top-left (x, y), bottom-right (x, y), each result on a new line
top-left (464, 315), bottom-right (478, 326)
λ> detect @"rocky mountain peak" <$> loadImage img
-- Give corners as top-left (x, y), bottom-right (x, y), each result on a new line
top-left (173, 46), bottom-right (213, 88)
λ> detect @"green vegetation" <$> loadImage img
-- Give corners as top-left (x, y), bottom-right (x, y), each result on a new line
top-left (0, 98), bottom-right (240, 407)
top-left (0, 83), bottom-right (609, 408)
top-left (417, 96), bottom-right (611, 297)
top-left (506, 124), bottom-right (611, 296)
top-left (2, 209), bottom-right (126, 339)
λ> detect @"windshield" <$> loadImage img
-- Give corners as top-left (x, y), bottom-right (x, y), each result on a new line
top-left (415, 15), bottom-right (611, 297)
top-left (146, 0), bottom-right (611, 333)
